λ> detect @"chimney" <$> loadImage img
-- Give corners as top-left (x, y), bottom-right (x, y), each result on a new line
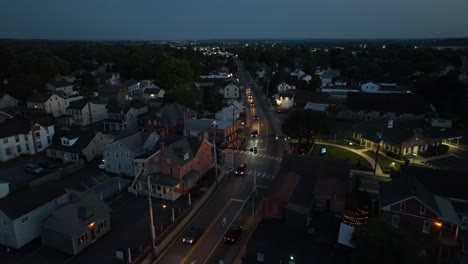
top-left (197, 132), bottom-right (204, 142)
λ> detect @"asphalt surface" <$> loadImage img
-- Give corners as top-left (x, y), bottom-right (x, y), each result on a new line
top-left (153, 59), bottom-right (286, 264)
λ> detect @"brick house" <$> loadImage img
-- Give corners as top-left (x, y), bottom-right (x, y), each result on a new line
top-left (185, 118), bottom-right (241, 146)
top-left (141, 103), bottom-right (196, 137)
top-left (380, 171), bottom-right (460, 253)
top-left (133, 135), bottom-right (213, 201)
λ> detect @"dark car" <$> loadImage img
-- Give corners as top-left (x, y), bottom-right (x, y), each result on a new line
top-left (39, 161), bottom-right (57, 171)
top-left (183, 226), bottom-right (203, 245)
top-left (251, 130), bottom-right (258, 138)
top-left (253, 115), bottom-right (259, 121)
top-left (250, 102), bottom-right (255, 107)
top-left (224, 226), bottom-right (242, 244)
top-left (24, 164), bottom-right (45, 175)
top-left (234, 163), bottom-right (247, 175)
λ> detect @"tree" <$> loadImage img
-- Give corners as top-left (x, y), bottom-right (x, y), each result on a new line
top-left (352, 216), bottom-right (427, 264)
top-left (281, 110), bottom-right (331, 143)
top-left (202, 86), bottom-right (224, 113)
top-left (158, 57), bottom-right (194, 90)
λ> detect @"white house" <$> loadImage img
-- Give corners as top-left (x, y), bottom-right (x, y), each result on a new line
top-left (320, 73), bottom-right (333, 87)
top-left (95, 72), bottom-right (120, 85)
top-left (277, 82), bottom-right (296, 93)
top-left (0, 182), bottom-right (70, 248)
top-left (290, 69), bottom-right (312, 83)
top-left (0, 116), bottom-right (56, 162)
top-left (215, 105), bottom-right (240, 122)
top-left (47, 130), bottom-right (113, 162)
top-left (200, 73), bottom-right (233, 79)
top-left (102, 130), bottom-right (159, 177)
top-left (0, 94), bottom-right (19, 109)
top-left (27, 93), bottom-right (83, 117)
top-left (66, 99), bottom-right (108, 126)
top-left (360, 82), bottom-right (409, 94)
top-left (47, 81), bottom-right (75, 96)
top-left (227, 100), bottom-right (245, 114)
top-left (219, 82), bottom-right (240, 99)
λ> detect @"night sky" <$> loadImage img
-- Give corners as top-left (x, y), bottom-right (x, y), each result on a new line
top-left (1, 0), bottom-right (468, 40)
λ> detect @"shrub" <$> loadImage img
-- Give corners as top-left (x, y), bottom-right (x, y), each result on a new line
top-left (386, 151), bottom-right (403, 160)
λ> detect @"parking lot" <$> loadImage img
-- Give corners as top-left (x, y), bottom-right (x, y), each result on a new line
top-left (0, 153), bottom-right (60, 185)
top-left (422, 155), bottom-right (467, 171)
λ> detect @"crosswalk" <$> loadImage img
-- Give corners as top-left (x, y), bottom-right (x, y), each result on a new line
top-left (228, 168), bottom-right (277, 179)
top-left (236, 150), bottom-right (282, 161)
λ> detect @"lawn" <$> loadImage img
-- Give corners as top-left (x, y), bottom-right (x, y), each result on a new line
top-left (364, 150), bottom-right (403, 172)
top-left (332, 138), bottom-right (365, 150)
top-left (312, 144), bottom-right (373, 171)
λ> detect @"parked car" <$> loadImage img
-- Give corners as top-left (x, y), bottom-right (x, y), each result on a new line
top-left (182, 226), bottom-right (204, 245)
top-left (24, 164), bottom-right (45, 175)
top-left (234, 163), bottom-right (247, 175)
top-left (223, 226), bottom-right (242, 244)
top-left (39, 161), bottom-right (57, 171)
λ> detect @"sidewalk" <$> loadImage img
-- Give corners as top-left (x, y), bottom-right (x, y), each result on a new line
top-left (315, 140), bottom-right (386, 176)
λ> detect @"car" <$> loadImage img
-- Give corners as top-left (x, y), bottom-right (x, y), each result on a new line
top-left (234, 163), bottom-right (247, 175)
top-left (224, 226), bottom-right (243, 244)
top-left (251, 130), bottom-right (258, 138)
top-left (248, 95), bottom-right (253, 99)
top-left (183, 226), bottom-right (203, 245)
top-left (24, 164), bottom-right (45, 175)
top-left (253, 115), bottom-right (259, 121)
top-left (38, 161), bottom-right (56, 171)
top-left (250, 102), bottom-right (255, 107)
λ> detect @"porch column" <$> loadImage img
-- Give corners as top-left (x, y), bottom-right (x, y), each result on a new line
top-left (172, 189), bottom-right (175, 201)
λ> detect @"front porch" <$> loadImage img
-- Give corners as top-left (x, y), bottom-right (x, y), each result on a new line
top-left (136, 174), bottom-right (183, 201)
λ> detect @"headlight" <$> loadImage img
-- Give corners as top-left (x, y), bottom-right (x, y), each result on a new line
top-left (188, 239), bottom-right (193, 244)
top-left (183, 238), bottom-right (186, 242)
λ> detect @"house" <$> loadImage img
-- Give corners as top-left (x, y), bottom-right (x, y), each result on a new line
top-left (41, 192), bottom-right (111, 255)
top-left (47, 129), bottom-right (113, 163)
top-left (47, 81), bottom-right (75, 96)
top-left (293, 91), bottom-right (330, 110)
top-left (244, 155), bottom-right (351, 263)
top-left (0, 94), bottom-right (19, 109)
top-left (290, 69), bottom-right (312, 82)
top-left (55, 74), bottom-right (76, 83)
top-left (227, 100), bottom-right (245, 114)
top-left (66, 99), bottom-right (108, 126)
top-left (185, 118), bottom-right (241, 146)
top-left (142, 87), bottom-right (165, 101)
top-left (319, 73), bottom-right (333, 87)
top-left (215, 105), bottom-right (240, 122)
top-left (142, 103), bottom-right (196, 137)
top-left (219, 81), bottom-right (240, 99)
top-left (320, 85), bottom-right (361, 102)
top-left (120, 79), bottom-right (141, 94)
top-left (275, 92), bottom-right (295, 110)
top-left (339, 93), bottom-right (427, 120)
top-left (380, 170), bottom-right (460, 254)
top-left (134, 135), bottom-right (213, 200)
top-left (103, 100), bottom-right (148, 132)
top-left (26, 93), bottom-right (84, 117)
top-left (352, 119), bottom-right (462, 157)
top-left (0, 115), bottom-right (56, 162)
top-left (102, 130), bottom-right (159, 177)
top-left (97, 84), bottom-right (128, 103)
top-left (95, 72), bottom-right (120, 85)
top-left (0, 181), bottom-right (70, 248)
top-left (276, 82), bottom-right (296, 93)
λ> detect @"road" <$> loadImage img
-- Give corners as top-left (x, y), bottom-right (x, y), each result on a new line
top-left (153, 58), bottom-right (286, 264)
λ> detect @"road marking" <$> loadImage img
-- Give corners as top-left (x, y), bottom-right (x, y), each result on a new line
top-left (231, 198), bottom-right (246, 203)
top-left (202, 197), bottom-right (249, 264)
top-left (180, 200), bottom-right (233, 264)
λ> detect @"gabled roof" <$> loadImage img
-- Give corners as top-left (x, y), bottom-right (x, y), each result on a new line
top-left (97, 84), bottom-right (126, 98)
top-left (379, 174), bottom-right (440, 215)
top-left (345, 92), bottom-right (425, 114)
top-left (147, 103), bottom-right (196, 122)
top-left (186, 118), bottom-right (232, 131)
top-left (67, 99), bottom-right (88, 110)
top-left (107, 130), bottom-right (158, 155)
top-left (27, 93), bottom-right (55, 103)
top-left (143, 174), bottom-right (181, 187)
top-left (0, 181), bottom-right (67, 220)
top-left (48, 130), bottom-right (98, 154)
top-left (164, 135), bottom-right (203, 166)
top-left (143, 88), bottom-right (161, 94)
top-left (121, 79), bottom-right (139, 86)
top-left (269, 155), bottom-right (350, 208)
top-left (0, 118), bottom-right (31, 138)
top-left (42, 192), bottom-right (110, 235)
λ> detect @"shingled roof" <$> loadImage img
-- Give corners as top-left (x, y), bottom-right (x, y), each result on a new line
top-left (0, 181), bottom-right (67, 220)
top-left (48, 130), bottom-right (98, 154)
top-left (67, 99), bottom-right (88, 110)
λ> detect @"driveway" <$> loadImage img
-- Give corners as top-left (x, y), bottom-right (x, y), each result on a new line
top-left (0, 152), bottom-right (61, 185)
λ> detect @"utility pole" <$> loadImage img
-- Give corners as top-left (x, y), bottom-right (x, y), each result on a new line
top-left (252, 169), bottom-right (257, 220)
top-left (147, 176), bottom-right (156, 257)
top-left (213, 137), bottom-right (219, 185)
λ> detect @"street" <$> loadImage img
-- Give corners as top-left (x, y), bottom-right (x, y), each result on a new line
top-left (152, 59), bottom-right (286, 264)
